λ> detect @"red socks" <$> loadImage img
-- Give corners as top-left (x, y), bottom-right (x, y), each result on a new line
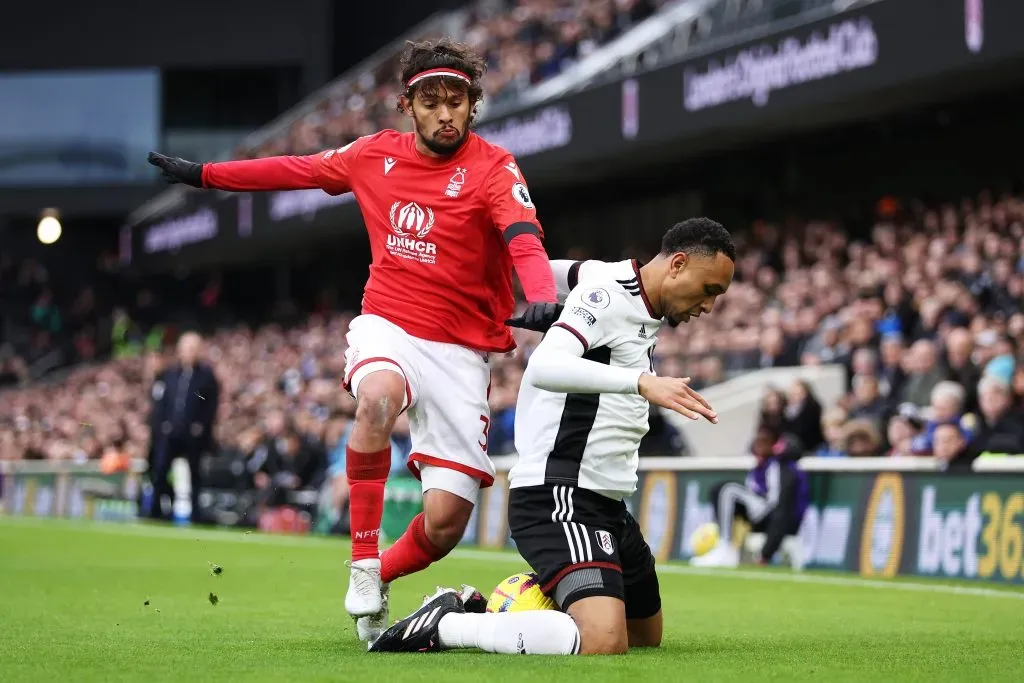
top-left (381, 512), bottom-right (450, 583)
top-left (346, 448), bottom-right (448, 580)
top-left (346, 446), bottom-right (391, 562)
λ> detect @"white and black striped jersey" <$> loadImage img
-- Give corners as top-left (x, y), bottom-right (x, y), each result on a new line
top-left (511, 259), bottom-right (661, 499)
top-left (550, 258), bottom-right (609, 302)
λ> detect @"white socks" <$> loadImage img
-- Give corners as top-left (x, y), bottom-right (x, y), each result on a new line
top-left (438, 611), bottom-right (581, 655)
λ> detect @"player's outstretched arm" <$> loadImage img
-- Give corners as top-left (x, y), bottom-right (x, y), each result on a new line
top-left (147, 152), bottom-right (322, 192)
top-left (524, 325), bottom-right (645, 395)
top-left (525, 328), bottom-right (716, 422)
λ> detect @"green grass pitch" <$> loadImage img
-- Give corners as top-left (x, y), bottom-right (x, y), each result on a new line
top-left (2, 517), bottom-right (1022, 682)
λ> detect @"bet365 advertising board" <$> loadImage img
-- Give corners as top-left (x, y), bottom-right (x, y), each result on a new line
top-left (466, 469), bottom-right (1024, 585)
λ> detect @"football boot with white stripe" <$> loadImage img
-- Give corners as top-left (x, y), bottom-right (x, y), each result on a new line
top-left (368, 588), bottom-right (464, 653)
top-left (458, 585), bottom-right (487, 614)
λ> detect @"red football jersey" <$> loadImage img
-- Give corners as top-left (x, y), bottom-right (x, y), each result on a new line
top-left (311, 130), bottom-right (540, 353)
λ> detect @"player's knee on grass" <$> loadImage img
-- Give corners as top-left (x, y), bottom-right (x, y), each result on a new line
top-left (422, 488), bottom-right (474, 552)
top-left (566, 596), bottom-right (629, 655)
top-left (624, 570), bottom-right (662, 647)
top-left (627, 611), bottom-right (663, 648)
top-left (352, 371), bottom-right (405, 443)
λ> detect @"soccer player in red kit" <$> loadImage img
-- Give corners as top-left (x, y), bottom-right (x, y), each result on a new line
top-left (147, 39), bottom-right (559, 641)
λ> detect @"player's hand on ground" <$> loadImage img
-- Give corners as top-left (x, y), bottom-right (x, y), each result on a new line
top-left (506, 302), bottom-right (563, 333)
top-left (638, 374), bottom-right (718, 423)
top-left (147, 152), bottom-right (205, 187)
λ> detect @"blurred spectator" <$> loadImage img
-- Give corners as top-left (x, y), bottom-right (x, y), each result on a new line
top-left (877, 333), bottom-right (907, 404)
top-left (933, 423), bottom-right (972, 471)
top-left (252, 411), bottom-right (327, 507)
top-left (693, 356), bottom-right (725, 390)
top-left (815, 407), bottom-right (849, 458)
top-left (901, 340), bottom-right (946, 407)
top-left (847, 374), bottom-right (887, 433)
top-left (782, 380), bottom-right (824, 452)
top-left (943, 327), bottom-right (980, 411)
top-left (971, 376), bottom-right (1024, 455)
top-left (910, 381), bottom-right (967, 455)
top-left (758, 327), bottom-right (796, 368)
top-left (759, 387), bottom-right (787, 434)
top-left (886, 404), bottom-right (925, 457)
top-left (801, 315), bottom-right (848, 366)
top-left (144, 332), bottom-right (220, 523)
top-left (841, 419), bottom-right (883, 458)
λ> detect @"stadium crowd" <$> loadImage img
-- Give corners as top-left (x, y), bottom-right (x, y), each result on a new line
top-left (242, 0), bottom-right (667, 160)
top-left (2, 189), bottom-right (1022, 473)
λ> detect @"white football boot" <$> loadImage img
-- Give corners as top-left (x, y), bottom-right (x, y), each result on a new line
top-left (345, 558), bottom-right (383, 618)
top-left (355, 579), bottom-right (390, 642)
top-left (690, 542), bottom-right (740, 568)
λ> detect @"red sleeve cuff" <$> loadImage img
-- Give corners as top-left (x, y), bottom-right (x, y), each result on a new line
top-left (507, 231), bottom-right (557, 303)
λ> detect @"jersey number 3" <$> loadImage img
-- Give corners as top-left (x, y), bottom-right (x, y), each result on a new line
top-left (478, 415), bottom-right (490, 452)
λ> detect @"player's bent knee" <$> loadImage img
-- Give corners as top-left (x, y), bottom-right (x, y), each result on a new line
top-left (566, 596), bottom-right (628, 655)
top-left (627, 611), bottom-right (663, 648)
top-left (624, 570), bottom-right (662, 648)
top-left (353, 372), bottom-right (405, 432)
top-left (422, 489), bottom-right (474, 551)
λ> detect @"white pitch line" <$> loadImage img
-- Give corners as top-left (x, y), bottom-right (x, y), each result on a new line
top-left (4, 517), bottom-right (1024, 600)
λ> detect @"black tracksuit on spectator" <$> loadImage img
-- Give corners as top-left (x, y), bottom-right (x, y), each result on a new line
top-left (147, 362), bottom-right (219, 521)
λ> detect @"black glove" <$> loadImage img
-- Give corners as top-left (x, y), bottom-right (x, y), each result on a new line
top-left (506, 302), bottom-right (563, 333)
top-left (148, 152), bottom-right (204, 187)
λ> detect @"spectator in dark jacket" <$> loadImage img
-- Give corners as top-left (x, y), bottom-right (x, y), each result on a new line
top-left (759, 387), bottom-right (788, 434)
top-left (901, 340), bottom-right (947, 407)
top-left (783, 379), bottom-right (824, 452)
top-left (934, 423), bottom-right (973, 471)
top-left (943, 327), bottom-right (981, 412)
top-left (971, 376), bottom-right (1024, 455)
top-left (848, 374), bottom-right (888, 433)
top-left (146, 332), bottom-right (219, 522)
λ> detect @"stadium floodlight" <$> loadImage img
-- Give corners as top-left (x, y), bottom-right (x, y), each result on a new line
top-left (37, 209), bottom-right (62, 245)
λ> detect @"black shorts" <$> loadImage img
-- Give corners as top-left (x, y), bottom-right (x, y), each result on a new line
top-left (508, 485), bottom-right (661, 618)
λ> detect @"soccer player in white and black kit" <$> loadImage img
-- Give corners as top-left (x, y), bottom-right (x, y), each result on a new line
top-left (370, 218), bottom-right (736, 656)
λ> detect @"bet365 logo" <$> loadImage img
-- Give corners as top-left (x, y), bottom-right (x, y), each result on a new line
top-left (917, 486), bottom-right (1024, 582)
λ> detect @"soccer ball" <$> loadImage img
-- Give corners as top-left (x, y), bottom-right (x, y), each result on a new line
top-left (486, 572), bottom-right (558, 613)
top-left (689, 522), bottom-right (720, 557)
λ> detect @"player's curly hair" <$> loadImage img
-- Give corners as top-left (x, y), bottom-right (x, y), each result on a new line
top-left (397, 38), bottom-right (487, 123)
top-left (661, 217), bottom-right (737, 262)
